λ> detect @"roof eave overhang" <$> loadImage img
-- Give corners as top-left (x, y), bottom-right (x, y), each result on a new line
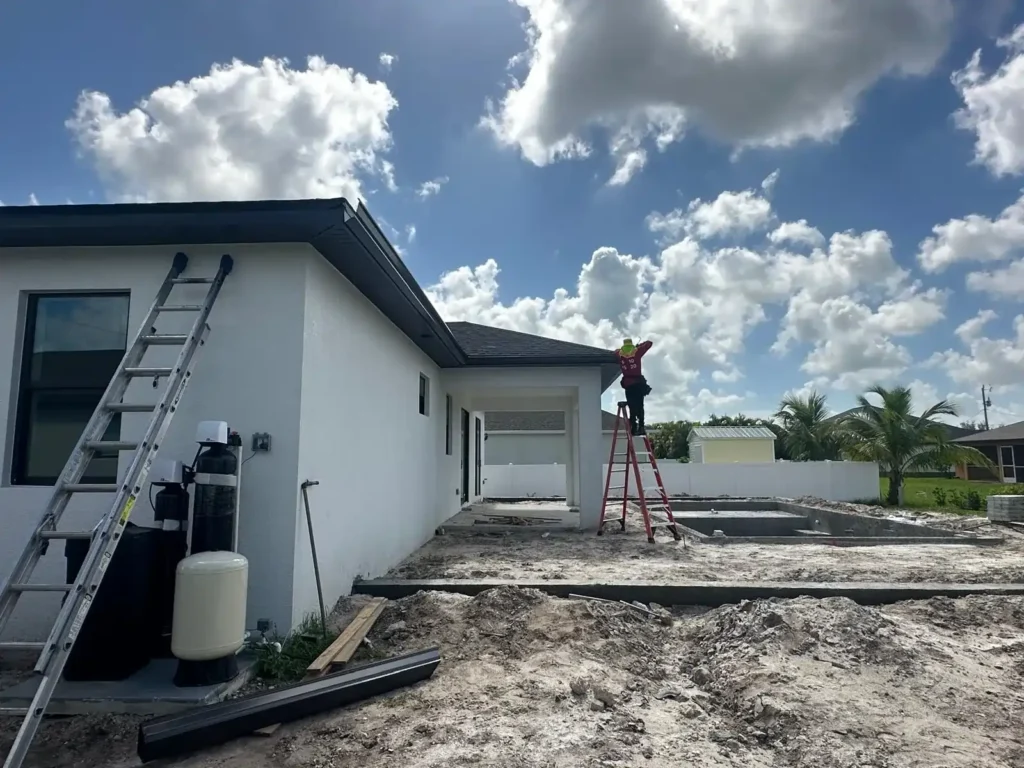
top-left (0, 199), bottom-right (468, 368)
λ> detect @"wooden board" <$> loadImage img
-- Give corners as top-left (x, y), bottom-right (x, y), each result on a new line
top-left (253, 597), bottom-right (388, 737)
top-left (307, 597), bottom-right (387, 675)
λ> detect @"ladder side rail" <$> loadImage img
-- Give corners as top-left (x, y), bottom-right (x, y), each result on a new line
top-left (33, 321), bottom-right (211, 675)
top-left (642, 436), bottom-right (683, 543)
top-left (33, 266), bottom-right (229, 673)
top-left (619, 428), bottom-right (632, 526)
top-left (625, 429), bottom-right (655, 541)
top-left (598, 405), bottom-right (627, 531)
top-left (3, 336), bottom-right (213, 768)
top-left (0, 257), bottom-right (189, 635)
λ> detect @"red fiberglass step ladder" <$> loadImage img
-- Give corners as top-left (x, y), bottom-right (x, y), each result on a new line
top-left (598, 402), bottom-right (682, 544)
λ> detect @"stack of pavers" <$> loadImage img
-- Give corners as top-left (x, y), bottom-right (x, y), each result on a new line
top-left (986, 494), bottom-right (1024, 522)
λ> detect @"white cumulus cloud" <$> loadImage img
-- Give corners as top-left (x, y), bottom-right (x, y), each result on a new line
top-left (67, 56), bottom-right (398, 203)
top-left (417, 176), bottom-right (450, 199)
top-left (429, 182), bottom-right (947, 418)
top-left (482, 0), bottom-right (953, 183)
top-left (952, 23), bottom-right (1024, 178)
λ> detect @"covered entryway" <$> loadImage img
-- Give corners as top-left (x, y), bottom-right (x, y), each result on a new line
top-left (443, 367), bottom-right (608, 529)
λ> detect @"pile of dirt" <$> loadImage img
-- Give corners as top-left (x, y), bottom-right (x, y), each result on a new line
top-left (8, 590), bottom-right (1024, 767)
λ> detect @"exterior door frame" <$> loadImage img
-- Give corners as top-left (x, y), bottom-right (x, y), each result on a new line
top-left (1000, 445), bottom-right (1016, 483)
top-left (474, 416), bottom-right (482, 497)
top-left (460, 409), bottom-right (471, 504)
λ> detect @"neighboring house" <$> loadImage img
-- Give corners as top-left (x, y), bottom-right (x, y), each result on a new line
top-left (0, 198), bottom-right (619, 640)
top-left (953, 421), bottom-right (1024, 483)
top-left (688, 426), bottom-right (776, 464)
top-left (484, 409), bottom-right (622, 464)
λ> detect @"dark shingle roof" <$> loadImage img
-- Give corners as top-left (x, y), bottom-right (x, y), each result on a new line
top-left (486, 410), bottom-right (621, 432)
top-left (954, 420), bottom-right (1024, 444)
top-left (447, 322), bottom-right (618, 365)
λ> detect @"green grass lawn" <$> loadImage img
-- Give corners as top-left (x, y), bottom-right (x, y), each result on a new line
top-left (877, 476), bottom-right (1024, 514)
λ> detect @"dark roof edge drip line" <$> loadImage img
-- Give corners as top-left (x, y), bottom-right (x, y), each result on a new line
top-left (340, 203), bottom-right (466, 365)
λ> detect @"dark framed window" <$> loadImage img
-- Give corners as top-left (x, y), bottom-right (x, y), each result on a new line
top-left (12, 292), bottom-right (131, 486)
top-left (445, 395), bottom-right (453, 454)
top-left (418, 374), bottom-right (430, 416)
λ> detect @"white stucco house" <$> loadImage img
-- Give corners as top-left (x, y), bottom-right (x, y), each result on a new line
top-left (0, 197), bottom-right (619, 641)
top-left (484, 410), bottom-right (621, 465)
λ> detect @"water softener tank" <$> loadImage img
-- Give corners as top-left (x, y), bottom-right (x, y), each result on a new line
top-left (172, 551), bottom-right (248, 687)
top-left (151, 460), bottom-right (191, 657)
top-left (190, 421), bottom-right (238, 554)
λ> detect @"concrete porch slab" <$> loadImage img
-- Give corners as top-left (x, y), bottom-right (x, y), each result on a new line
top-left (0, 657), bottom-right (255, 716)
top-left (444, 501), bottom-right (580, 533)
top-left (353, 578), bottom-right (1024, 607)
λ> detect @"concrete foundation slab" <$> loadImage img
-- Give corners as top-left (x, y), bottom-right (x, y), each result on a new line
top-left (444, 501), bottom-right (580, 532)
top-left (0, 657), bottom-right (255, 716)
top-left (663, 498), bottom-right (1001, 546)
top-left (353, 578), bottom-right (1024, 607)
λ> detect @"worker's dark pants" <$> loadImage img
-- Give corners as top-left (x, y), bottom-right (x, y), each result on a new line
top-left (624, 378), bottom-right (651, 435)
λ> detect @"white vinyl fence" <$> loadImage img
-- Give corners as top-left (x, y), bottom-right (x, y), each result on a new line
top-left (483, 461), bottom-right (880, 502)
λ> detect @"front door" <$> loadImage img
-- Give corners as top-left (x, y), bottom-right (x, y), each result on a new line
top-left (1000, 446), bottom-right (1016, 483)
top-left (474, 417), bottom-right (482, 497)
top-left (461, 409), bottom-right (470, 504)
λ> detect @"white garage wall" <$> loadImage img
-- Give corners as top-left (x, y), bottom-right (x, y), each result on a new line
top-left (0, 244), bottom-right (307, 640)
top-left (484, 461), bottom-right (880, 502)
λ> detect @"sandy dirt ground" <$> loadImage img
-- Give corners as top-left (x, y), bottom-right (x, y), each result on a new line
top-left (388, 501), bottom-right (1024, 585)
top-left (6, 588), bottom-right (1024, 767)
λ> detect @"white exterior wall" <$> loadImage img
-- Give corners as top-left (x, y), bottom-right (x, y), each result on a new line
top-left (485, 431), bottom-right (615, 466)
top-left (484, 461), bottom-right (880, 502)
top-left (291, 253), bottom-right (483, 628)
top-left (0, 243), bottom-right (490, 641)
top-left (0, 244), bottom-right (307, 640)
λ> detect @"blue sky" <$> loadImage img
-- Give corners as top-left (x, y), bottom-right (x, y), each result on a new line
top-left (3, 0), bottom-right (1024, 424)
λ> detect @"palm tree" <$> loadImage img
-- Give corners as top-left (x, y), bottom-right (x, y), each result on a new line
top-left (774, 391), bottom-right (844, 461)
top-left (838, 384), bottom-right (995, 506)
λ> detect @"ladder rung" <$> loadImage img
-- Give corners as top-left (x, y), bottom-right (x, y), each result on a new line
top-left (169, 277), bottom-right (214, 284)
top-left (85, 440), bottom-right (138, 452)
top-left (106, 402), bottom-right (157, 413)
top-left (39, 530), bottom-right (94, 540)
top-left (9, 583), bottom-right (72, 593)
top-left (141, 334), bottom-right (189, 345)
top-left (156, 304), bottom-right (204, 312)
top-left (124, 367), bottom-right (174, 377)
top-left (0, 707), bottom-right (30, 716)
top-left (0, 642), bottom-right (44, 652)
top-left (63, 483), bottom-right (118, 493)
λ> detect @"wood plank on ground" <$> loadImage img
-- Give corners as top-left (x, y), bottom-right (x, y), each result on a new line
top-left (252, 597), bottom-right (387, 736)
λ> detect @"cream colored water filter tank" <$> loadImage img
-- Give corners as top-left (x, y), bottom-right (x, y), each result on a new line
top-left (171, 551), bottom-right (249, 662)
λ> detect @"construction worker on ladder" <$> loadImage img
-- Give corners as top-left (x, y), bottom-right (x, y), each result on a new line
top-left (616, 338), bottom-right (653, 435)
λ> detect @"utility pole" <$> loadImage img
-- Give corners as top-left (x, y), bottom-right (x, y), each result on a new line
top-left (981, 385), bottom-right (992, 431)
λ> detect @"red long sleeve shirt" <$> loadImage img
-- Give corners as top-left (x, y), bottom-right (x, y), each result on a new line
top-left (617, 340), bottom-right (652, 387)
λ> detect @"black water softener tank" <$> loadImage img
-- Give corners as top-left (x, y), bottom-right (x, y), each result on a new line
top-left (151, 475), bottom-right (190, 656)
top-left (190, 434), bottom-right (239, 554)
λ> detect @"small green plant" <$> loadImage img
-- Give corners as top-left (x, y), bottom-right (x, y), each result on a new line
top-left (254, 614), bottom-right (334, 683)
top-left (931, 488), bottom-right (948, 506)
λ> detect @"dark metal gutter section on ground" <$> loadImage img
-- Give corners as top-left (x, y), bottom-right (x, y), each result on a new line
top-left (137, 648), bottom-right (440, 763)
top-left (353, 579), bottom-right (1024, 607)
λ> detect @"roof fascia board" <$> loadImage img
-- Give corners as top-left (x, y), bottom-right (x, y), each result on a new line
top-left (339, 205), bottom-right (465, 366)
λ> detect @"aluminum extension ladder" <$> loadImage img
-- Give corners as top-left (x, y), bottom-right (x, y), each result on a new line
top-left (597, 401), bottom-right (682, 544)
top-left (0, 252), bottom-right (233, 768)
